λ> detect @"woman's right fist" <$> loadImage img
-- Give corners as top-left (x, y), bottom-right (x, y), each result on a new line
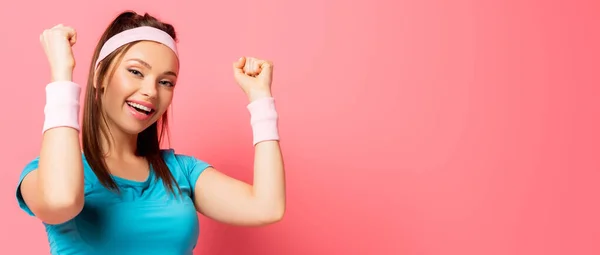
top-left (40, 24), bottom-right (77, 82)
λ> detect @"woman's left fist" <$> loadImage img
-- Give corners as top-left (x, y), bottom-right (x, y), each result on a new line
top-left (233, 56), bottom-right (274, 102)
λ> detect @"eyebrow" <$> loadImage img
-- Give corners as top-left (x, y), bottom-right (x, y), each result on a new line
top-left (127, 58), bottom-right (178, 77)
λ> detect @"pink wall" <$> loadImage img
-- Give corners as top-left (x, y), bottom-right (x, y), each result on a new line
top-left (0, 0), bottom-right (598, 254)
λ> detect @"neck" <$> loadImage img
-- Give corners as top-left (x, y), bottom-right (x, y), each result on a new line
top-left (101, 122), bottom-right (139, 160)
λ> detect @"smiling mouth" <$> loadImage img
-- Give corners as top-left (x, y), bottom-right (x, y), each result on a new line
top-left (126, 101), bottom-right (155, 115)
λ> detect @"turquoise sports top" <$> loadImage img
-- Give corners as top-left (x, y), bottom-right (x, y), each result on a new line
top-left (15, 149), bottom-right (211, 255)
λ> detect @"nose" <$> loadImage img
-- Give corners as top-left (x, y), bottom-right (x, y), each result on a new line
top-left (139, 79), bottom-right (158, 99)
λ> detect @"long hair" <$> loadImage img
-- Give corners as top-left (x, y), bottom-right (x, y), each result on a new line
top-left (82, 11), bottom-right (180, 195)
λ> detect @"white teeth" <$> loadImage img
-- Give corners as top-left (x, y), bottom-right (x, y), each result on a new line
top-left (127, 102), bottom-right (152, 112)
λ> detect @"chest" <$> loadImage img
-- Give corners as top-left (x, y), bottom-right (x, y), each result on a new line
top-left (105, 157), bottom-right (151, 182)
top-left (72, 179), bottom-right (200, 252)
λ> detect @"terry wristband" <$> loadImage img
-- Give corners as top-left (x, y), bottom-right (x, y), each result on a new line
top-left (247, 97), bottom-right (279, 145)
top-left (42, 81), bottom-right (81, 134)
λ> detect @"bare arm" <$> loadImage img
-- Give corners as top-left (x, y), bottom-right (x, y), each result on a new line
top-left (193, 140), bottom-right (285, 226)
top-left (21, 127), bottom-right (84, 225)
top-left (192, 57), bottom-right (285, 226)
top-left (20, 24), bottom-right (85, 225)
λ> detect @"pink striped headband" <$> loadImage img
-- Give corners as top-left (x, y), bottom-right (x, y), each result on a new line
top-left (95, 26), bottom-right (179, 69)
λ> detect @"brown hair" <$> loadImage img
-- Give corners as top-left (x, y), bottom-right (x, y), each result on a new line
top-left (82, 11), bottom-right (180, 195)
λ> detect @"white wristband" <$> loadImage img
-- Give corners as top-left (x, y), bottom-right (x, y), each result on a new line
top-left (42, 81), bottom-right (81, 134)
top-left (247, 97), bottom-right (279, 145)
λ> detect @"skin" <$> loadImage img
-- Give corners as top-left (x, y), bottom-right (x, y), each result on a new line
top-left (21, 24), bottom-right (285, 227)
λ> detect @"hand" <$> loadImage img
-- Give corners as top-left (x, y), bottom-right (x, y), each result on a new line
top-left (233, 56), bottom-right (274, 102)
top-left (39, 24), bottom-right (77, 82)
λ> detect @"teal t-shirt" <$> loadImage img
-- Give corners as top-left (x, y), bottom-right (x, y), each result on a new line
top-left (15, 149), bottom-right (211, 255)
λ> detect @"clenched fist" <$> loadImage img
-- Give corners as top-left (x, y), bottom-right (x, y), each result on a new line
top-left (233, 57), bottom-right (274, 102)
top-left (39, 24), bottom-right (77, 82)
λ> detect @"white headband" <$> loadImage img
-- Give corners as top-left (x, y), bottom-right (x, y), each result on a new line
top-left (95, 26), bottom-right (179, 69)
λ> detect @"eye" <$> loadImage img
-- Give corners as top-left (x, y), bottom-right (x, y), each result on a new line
top-left (128, 69), bottom-right (143, 77)
top-left (159, 80), bottom-right (175, 87)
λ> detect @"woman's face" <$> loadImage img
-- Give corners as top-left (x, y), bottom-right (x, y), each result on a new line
top-left (100, 41), bottom-right (179, 135)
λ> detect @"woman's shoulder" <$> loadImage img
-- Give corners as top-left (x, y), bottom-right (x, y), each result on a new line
top-left (160, 148), bottom-right (209, 167)
top-left (159, 148), bottom-right (212, 177)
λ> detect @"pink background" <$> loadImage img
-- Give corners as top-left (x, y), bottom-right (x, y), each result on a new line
top-left (0, 0), bottom-right (598, 254)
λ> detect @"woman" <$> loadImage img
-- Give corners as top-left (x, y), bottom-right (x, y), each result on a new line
top-left (15, 11), bottom-right (285, 255)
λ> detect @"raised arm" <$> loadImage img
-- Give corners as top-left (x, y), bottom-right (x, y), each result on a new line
top-left (192, 57), bottom-right (286, 226)
top-left (19, 24), bottom-right (85, 225)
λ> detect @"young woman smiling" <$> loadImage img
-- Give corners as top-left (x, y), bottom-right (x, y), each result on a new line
top-left (16, 11), bottom-right (285, 255)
